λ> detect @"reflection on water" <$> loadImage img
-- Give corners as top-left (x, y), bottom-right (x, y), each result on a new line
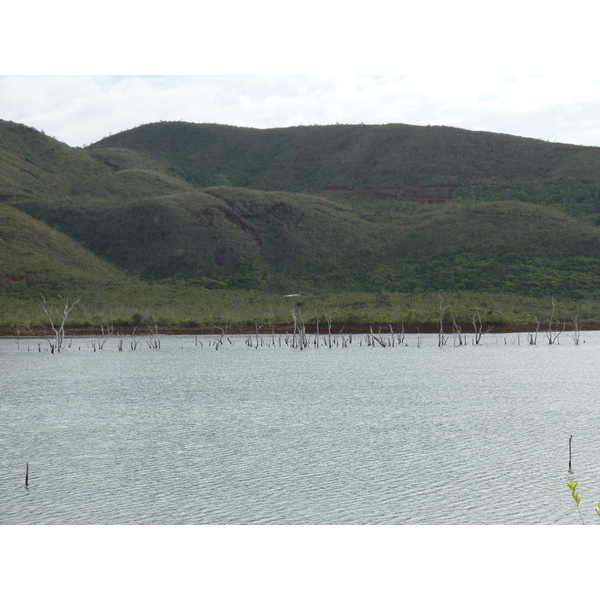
top-left (1, 331), bottom-right (600, 524)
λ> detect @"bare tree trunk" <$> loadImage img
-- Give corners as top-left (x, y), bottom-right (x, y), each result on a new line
top-left (97, 323), bottom-right (111, 350)
top-left (569, 311), bottom-right (581, 345)
top-left (370, 326), bottom-right (386, 348)
top-left (291, 308), bottom-right (298, 348)
top-left (130, 324), bottom-right (140, 350)
top-left (472, 310), bottom-right (483, 345)
top-left (438, 294), bottom-right (448, 347)
top-left (528, 318), bottom-right (540, 345)
top-left (40, 294), bottom-right (80, 353)
top-left (569, 434), bottom-right (573, 471)
top-left (213, 322), bottom-right (228, 349)
top-left (298, 310), bottom-right (308, 349)
top-left (146, 320), bottom-right (160, 349)
top-left (314, 301), bottom-right (322, 348)
top-left (450, 311), bottom-right (464, 346)
top-left (324, 309), bottom-right (334, 348)
top-left (546, 297), bottom-right (557, 344)
top-left (546, 297), bottom-right (565, 345)
top-left (471, 310), bottom-right (493, 345)
top-left (397, 320), bottom-right (405, 345)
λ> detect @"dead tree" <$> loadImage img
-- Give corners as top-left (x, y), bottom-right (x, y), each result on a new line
top-left (471, 310), bottom-right (493, 345)
top-left (296, 309), bottom-right (308, 348)
top-left (546, 297), bottom-right (565, 345)
top-left (290, 307), bottom-right (308, 349)
top-left (146, 320), bottom-right (161, 349)
top-left (314, 301), bottom-right (322, 348)
top-left (291, 308), bottom-right (298, 348)
top-left (568, 311), bottom-right (581, 345)
top-left (528, 318), bottom-right (540, 345)
top-left (396, 320), bottom-right (406, 345)
top-left (323, 306), bottom-right (334, 348)
top-left (438, 294), bottom-right (448, 347)
top-left (95, 323), bottom-right (112, 350)
top-left (130, 324), bottom-right (141, 350)
top-left (40, 294), bottom-right (80, 353)
top-left (450, 310), bottom-right (465, 346)
top-left (255, 322), bottom-right (261, 348)
top-left (212, 322), bottom-right (229, 349)
top-left (370, 326), bottom-right (386, 348)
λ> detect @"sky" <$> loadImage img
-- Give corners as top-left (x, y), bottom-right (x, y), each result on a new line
top-left (3, 74), bottom-right (600, 148)
top-left (3, 1), bottom-right (600, 149)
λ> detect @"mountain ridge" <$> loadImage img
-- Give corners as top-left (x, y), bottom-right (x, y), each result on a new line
top-left (3, 118), bottom-right (600, 327)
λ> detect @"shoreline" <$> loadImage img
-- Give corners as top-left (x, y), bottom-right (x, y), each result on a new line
top-left (2, 321), bottom-right (599, 338)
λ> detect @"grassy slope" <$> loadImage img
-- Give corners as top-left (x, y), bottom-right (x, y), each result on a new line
top-left (0, 203), bottom-right (129, 294)
top-left (0, 121), bottom-right (110, 198)
top-left (13, 187), bottom-right (600, 300)
top-left (13, 187), bottom-right (381, 288)
top-left (89, 121), bottom-right (600, 193)
top-left (4, 119), bottom-right (600, 328)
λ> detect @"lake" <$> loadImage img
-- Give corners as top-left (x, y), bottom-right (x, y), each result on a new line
top-left (1, 329), bottom-right (599, 524)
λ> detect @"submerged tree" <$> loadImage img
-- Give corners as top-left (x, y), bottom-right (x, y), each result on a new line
top-left (40, 294), bottom-right (80, 353)
top-left (546, 297), bottom-right (565, 345)
top-left (450, 309), bottom-right (465, 346)
top-left (568, 311), bottom-right (581, 345)
top-left (471, 310), bottom-right (493, 345)
top-left (528, 318), bottom-right (540, 345)
top-left (438, 294), bottom-right (448, 347)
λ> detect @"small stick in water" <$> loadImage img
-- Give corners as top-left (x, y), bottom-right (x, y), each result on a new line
top-left (25, 462), bottom-right (29, 488)
top-left (569, 435), bottom-right (573, 472)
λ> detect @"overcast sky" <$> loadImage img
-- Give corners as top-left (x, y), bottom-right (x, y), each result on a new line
top-left (2, 74), bottom-right (600, 149)
top-left (4, 1), bottom-right (600, 149)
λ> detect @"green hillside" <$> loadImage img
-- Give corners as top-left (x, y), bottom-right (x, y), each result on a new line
top-left (0, 120), bottom-right (136, 199)
top-left (13, 186), bottom-right (382, 289)
top-left (0, 203), bottom-right (128, 296)
top-left (3, 118), bottom-right (600, 327)
top-left (89, 121), bottom-right (600, 202)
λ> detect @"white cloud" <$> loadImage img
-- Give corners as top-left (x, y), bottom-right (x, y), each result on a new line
top-left (4, 1), bottom-right (600, 147)
top-left (2, 74), bottom-right (600, 148)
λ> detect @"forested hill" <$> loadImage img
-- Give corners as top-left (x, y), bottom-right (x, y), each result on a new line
top-left (3, 118), bottom-right (600, 305)
top-left (88, 121), bottom-right (600, 206)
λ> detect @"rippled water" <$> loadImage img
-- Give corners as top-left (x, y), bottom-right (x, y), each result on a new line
top-left (2, 330), bottom-right (600, 524)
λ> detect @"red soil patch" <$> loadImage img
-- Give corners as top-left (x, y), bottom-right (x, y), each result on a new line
top-left (3, 322), bottom-right (599, 338)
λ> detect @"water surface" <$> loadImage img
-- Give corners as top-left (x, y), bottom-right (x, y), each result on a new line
top-left (2, 331), bottom-right (599, 524)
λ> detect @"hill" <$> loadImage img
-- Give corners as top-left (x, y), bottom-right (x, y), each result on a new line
top-left (88, 121), bottom-right (600, 210)
top-left (3, 118), bottom-right (600, 327)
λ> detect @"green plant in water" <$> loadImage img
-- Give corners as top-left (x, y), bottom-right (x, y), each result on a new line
top-left (567, 480), bottom-right (584, 524)
top-left (567, 480), bottom-right (600, 525)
